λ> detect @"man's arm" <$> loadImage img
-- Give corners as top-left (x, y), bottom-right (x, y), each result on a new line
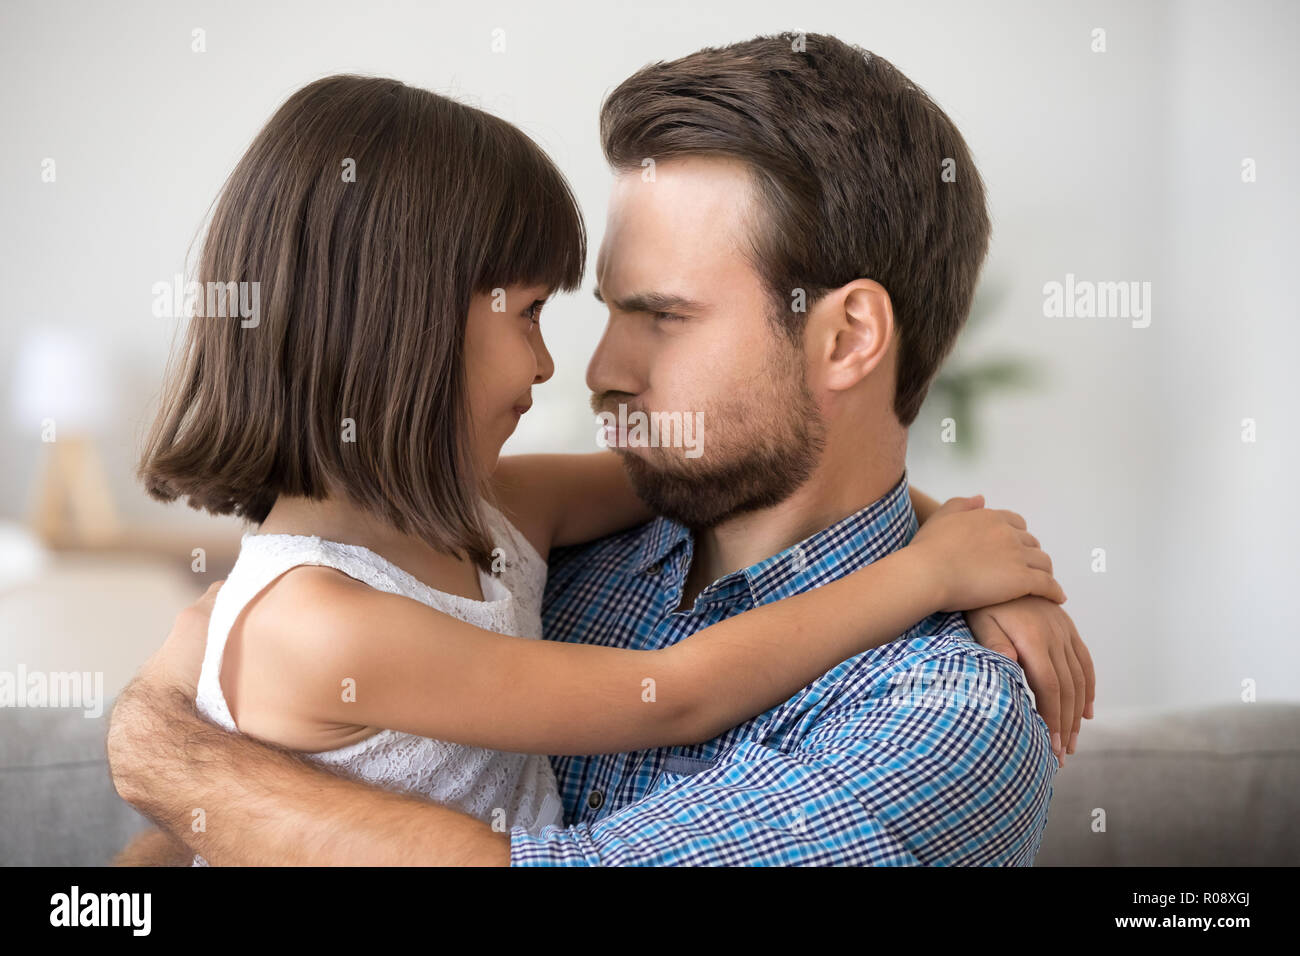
top-left (509, 643), bottom-right (1055, 866)
top-left (105, 592), bottom-right (510, 867)
top-left (113, 827), bottom-right (193, 866)
top-left (107, 679), bottom-right (509, 866)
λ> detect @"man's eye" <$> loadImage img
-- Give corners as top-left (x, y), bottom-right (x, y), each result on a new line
top-left (652, 311), bottom-right (684, 322)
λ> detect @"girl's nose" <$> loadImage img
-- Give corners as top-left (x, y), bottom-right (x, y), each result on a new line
top-left (533, 334), bottom-right (555, 384)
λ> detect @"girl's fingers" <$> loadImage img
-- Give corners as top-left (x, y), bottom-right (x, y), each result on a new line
top-left (1019, 531), bottom-right (1041, 549)
top-left (938, 494), bottom-right (984, 515)
top-left (1024, 547), bottom-right (1054, 575)
top-left (992, 509), bottom-right (1027, 530)
top-left (1027, 569), bottom-right (1067, 604)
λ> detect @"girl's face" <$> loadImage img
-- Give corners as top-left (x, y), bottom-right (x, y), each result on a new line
top-left (463, 283), bottom-right (556, 472)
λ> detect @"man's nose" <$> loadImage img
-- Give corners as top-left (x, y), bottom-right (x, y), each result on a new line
top-left (585, 319), bottom-right (642, 397)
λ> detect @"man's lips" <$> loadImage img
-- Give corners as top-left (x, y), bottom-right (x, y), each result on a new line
top-left (512, 404), bottom-right (531, 416)
top-left (601, 422), bottom-right (651, 450)
top-left (597, 407), bottom-right (645, 447)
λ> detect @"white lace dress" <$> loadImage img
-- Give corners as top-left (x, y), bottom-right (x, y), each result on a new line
top-left (191, 501), bottom-right (564, 865)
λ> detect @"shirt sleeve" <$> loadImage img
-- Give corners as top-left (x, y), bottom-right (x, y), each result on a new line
top-left (509, 647), bottom-right (1056, 866)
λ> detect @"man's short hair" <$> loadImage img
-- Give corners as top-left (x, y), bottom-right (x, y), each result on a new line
top-left (600, 33), bottom-right (991, 426)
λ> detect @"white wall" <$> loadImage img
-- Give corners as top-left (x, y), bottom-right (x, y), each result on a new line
top-left (2, 0), bottom-right (1295, 710)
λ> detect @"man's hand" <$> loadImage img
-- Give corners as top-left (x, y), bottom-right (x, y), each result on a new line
top-left (137, 581), bottom-right (223, 697)
top-left (967, 596), bottom-right (1095, 768)
top-left (107, 582), bottom-right (222, 817)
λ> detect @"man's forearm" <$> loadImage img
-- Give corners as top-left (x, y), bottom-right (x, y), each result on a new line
top-left (106, 678), bottom-right (509, 866)
top-left (113, 827), bottom-right (194, 866)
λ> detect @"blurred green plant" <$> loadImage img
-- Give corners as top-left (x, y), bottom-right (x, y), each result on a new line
top-left (916, 280), bottom-right (1038, 455)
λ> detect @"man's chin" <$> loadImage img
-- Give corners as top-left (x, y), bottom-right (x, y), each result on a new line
top-left (618, 451), bottom-right (766, 531)
top-left (616, 453), bottom-right (706, 527)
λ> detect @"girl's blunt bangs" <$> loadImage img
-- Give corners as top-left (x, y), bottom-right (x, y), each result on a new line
top-left (138, 76), bottom-right (586, 570)
top-left (465, 108), bottom-right (587, 299)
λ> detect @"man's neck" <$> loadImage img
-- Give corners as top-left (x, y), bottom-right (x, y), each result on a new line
top-left (680, 429), bottom-right (908, 609)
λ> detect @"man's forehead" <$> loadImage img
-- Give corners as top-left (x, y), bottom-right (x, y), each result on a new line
top-left (607, 156), bottom-right (753, 224)
top-left (597, 160), bottom-right (757, 291)
top-left (594, 230), bottom-right (737, 308)
top-left (616, 152), bottom-right (753, 187)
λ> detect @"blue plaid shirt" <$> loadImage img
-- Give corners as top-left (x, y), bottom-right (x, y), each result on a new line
top-left (509, 473), bottom-right (1056, 865)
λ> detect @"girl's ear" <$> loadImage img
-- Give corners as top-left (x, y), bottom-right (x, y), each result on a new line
top-left (811, 279), bottom-right (895, 392)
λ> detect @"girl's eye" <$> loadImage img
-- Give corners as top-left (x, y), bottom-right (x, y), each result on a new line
top-left (523, 299), bottom-right (546, 327)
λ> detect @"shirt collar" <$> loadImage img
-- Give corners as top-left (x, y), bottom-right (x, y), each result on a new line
top-left (629, 471), bottom-right (917, 607)
top-left (631, 511), bottom-right (693, 576)
top-left (744, 472), bottom-right (916, 606)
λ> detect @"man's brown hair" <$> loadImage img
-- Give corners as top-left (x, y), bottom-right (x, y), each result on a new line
top-left (599, 33), bottom-right (991, 426)
top-left (139, 75), bottom-right (586, 567)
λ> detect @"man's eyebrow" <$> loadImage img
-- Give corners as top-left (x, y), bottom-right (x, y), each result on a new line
top-left (592, 287), bottom-right (705, 314)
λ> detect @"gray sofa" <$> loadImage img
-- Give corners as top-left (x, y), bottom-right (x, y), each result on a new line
top-left (1034, 701), bottom-right (1299, 865)
top-left (2, 700), bottom-right (1297, 865)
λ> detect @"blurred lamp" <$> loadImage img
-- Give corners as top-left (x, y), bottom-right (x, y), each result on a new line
top-left (10, 329), bottom-right (121, 547)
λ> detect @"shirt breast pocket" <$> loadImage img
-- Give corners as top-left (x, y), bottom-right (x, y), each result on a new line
top-left (650, 753), bottom-right (720, 793)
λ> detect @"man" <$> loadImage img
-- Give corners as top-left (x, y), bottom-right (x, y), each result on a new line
top-left (108, 33), bottom-right (1093, 865)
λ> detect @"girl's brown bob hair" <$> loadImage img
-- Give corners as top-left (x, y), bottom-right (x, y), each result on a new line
top-left (139, 75), bottom-right (586, 567)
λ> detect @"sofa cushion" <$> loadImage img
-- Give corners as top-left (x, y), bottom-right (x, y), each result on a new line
top-left (1035, 702), bottom-right (1300, 865)
top-left (5, 698), bottom-right (1296, 866)
top-left (0, 700), bottom-right (149, 866)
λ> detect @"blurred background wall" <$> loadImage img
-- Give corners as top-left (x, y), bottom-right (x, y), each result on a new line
top-left (1, 0), bottom-right (1296, 711)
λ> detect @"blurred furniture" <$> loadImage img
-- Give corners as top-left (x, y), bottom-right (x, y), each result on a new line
top-left (7, 328), bottom-right (244, 576)
top-left (0, 552), bottom-right (214, 698)
top-left (11, 329), bottom-right (121, 548)
top-left (0, 521), bottom-right (49, 593)
top-left (1035, 702), bottom-right (1300, 865)
top-left (0, 550), bottom-right (201, 866)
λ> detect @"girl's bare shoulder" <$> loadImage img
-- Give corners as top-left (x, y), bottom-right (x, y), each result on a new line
top-left (222, 564), bottom-right (379, 749)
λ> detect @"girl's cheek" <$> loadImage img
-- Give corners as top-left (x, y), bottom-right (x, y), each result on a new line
top-left (513, 335), bottom-right (540, 384)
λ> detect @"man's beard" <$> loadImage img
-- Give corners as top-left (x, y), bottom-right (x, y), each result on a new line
top-left (595, 345), bottom-right (827, 531)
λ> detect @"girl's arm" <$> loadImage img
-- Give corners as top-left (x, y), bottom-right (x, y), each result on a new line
top-left (232, 498), bottom-right (1062, 757)
top-left (493, 452), bottom-right (944, 560)
top-left (490, 452), bottom-right (654, 558)
top-left (910, 486), bottom-right (942, 523)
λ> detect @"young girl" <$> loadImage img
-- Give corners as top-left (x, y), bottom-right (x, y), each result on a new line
top-left (139, 76), bottom-right (1065, 859)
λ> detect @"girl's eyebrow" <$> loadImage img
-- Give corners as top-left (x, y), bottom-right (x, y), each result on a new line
top-left (592, 287), bottom-right (704, 314)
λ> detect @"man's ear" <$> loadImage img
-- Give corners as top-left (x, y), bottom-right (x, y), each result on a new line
top-left (809, 279), bottom-right (895, 392)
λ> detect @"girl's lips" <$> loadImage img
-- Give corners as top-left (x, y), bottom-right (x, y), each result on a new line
top-left (513, 404), bottom-right (531, 416)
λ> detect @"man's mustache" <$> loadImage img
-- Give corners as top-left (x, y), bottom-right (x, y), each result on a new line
top-left (590, 394), bottom-right (646, 418)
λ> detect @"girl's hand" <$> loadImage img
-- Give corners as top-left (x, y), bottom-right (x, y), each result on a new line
top-left (909, 495), bottom-right (1066, 612)
top-left (967, 595), bottom-right (1095, 767)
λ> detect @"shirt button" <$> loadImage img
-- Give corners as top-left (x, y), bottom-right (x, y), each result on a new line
top-left (587, 789), bottom-right (605, 810)
top-left (647, 563), bottom-right (661, 576)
